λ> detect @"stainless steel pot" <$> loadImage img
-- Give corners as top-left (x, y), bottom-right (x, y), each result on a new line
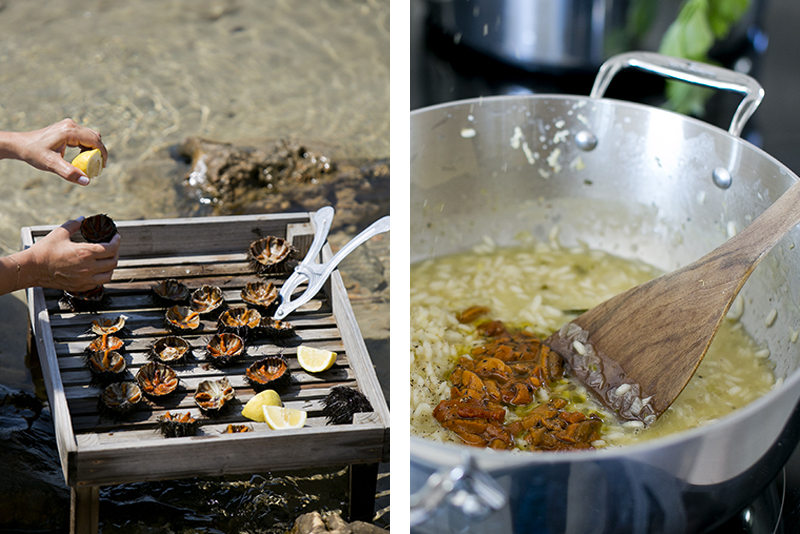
top-left (410, 52), bottom-right (800, 533)
top-left (425, 0), bottom-right (630, 72)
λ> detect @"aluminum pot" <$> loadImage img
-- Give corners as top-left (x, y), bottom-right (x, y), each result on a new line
top-left (425, 0), bottom-right (630, 72)
top-left (410, 52), bottom-right (800, 533)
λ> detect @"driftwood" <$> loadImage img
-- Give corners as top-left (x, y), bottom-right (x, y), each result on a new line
top-left (178, 137), bottom-right (389, 231)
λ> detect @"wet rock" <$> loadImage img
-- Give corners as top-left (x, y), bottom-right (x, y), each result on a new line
top-left (288, 511), bottom-right (388, 534)
top-left (350, 521), bottom-right (390, 534)
top-left (291, 511), bottom-right (327, 533)
top-left (177, 137), bottom-right (389, 231)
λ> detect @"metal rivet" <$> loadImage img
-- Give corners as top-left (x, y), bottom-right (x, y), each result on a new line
top-left (712, 167), bottom-right (732, 189)
top-left (575, 130), bottom-right (598, 151)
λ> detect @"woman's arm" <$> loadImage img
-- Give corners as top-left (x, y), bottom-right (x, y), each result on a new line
top-left (0, 118), bottom-right (107, 186)
top-left (1, 218), bottom-right (120, 295)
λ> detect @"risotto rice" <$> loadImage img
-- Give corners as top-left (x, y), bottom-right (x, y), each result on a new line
top-left (410, 239), bottom-right (777, 449)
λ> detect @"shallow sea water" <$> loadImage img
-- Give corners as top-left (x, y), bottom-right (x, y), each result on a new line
top-left (0, 0), bottom-right (389, 531)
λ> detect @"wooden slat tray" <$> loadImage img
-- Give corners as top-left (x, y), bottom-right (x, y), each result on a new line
top-left (24, 213), bottom-right (390, 488)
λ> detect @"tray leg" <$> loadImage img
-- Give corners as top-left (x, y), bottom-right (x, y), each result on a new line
top-left (348, 462), bottom-right (379, 523)
top-left (70, 486), bottom-right (100, 534)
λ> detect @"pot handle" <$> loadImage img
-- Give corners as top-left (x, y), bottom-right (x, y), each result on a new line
top-left (590, 51), bottom-right (764, 138)
top-left (410, 453), bottom-right (507, 528)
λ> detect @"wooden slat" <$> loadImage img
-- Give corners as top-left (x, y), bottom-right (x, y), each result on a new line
top-left (58, 353), bottom-right (351, 382)
top-left (55, 337), bottom-right (346, 361)
top-left (29, 213), bottom-right (311, 258)
top-left (328, 256), bottom-right (391, 463)
top-left (25, 244), bottom-right (78, 484)
top-left (66, 380), bottom-right (354, 418)
top-left (70, 424), bottom-right (386, 486)
top-left (48, 311), bottom-right (339, 340)
top-left (61, 366), bottom-right (355, 393)
top-left (25, 213), bottom-right (389, 489)
top-left (70, 400), bottom-right (331, 433)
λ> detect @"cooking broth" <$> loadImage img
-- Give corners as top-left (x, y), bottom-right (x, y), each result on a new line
top-left (410, 239), bottom-right (777, 448)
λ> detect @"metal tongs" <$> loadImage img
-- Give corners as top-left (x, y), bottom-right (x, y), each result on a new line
top-left (274, 207), bottom-right (390, 320)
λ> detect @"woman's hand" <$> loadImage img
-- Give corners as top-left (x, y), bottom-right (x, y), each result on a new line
top-left (19, 217), bottom-right (120, 293)
top-left (1, 118), bottom-right (108, 186)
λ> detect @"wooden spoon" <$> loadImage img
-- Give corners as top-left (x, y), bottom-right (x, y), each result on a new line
top-left (545, 177), bottom-right (800, 425)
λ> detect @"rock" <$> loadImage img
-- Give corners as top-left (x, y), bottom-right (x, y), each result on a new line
top-left (323, 511), bottom-right (351, 533)
top-left (289, 511), bottom-right (328, 534)
top-left (287, 512), bottom-right (388, 534)
top-left (177, 137), bottom-right (389, 231)
top-left (350, 521), bottom-right (389, 534)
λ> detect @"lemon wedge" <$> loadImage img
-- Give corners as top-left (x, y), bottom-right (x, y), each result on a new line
top-left (71, 148), bottom-right (104, 179)
top-left (241, 390), bottom-right (282, 422)
top-left (297, 345), bottom-right (337, 373)
top-left (262, 405), bottom-right (307, 430)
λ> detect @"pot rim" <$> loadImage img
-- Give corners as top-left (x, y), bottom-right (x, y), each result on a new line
top-left (412, 367), bottom-right (800, 467)
top-left (413, 92), bottom-right (758, 144)
top-left (411, 93), bottom-right (800, 470)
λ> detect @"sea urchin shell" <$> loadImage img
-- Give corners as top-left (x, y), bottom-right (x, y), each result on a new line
top-left (150, 336), bottom-right (192, 364)
top-left (99, 382), bottom-right (142, 417)
top-left (190, 285), bottom-right (225, 315)
top-left (62, 286), bottom-right (108, 311)
top-left (205, 333), bottom-right (246, 367)
top-left (194, 377), bottom-right (235, 413)
top-left (136, 362), bottom-right (179, 397)
top-left (90, 315), bottom-right (127, 336)
top-left (247, 236), bottom-right (296, 275)
top-left (246, 356), bottom-right (291, 392)
top-left (165, 306), bottom-right (201, 332)
top-left (157, 411), bottom-right (198, 438)
top-left (217, 307), bottom-right (261, 338)
top-left (86, 335), bottom-right (124, 355)
top-left (260, 317), bottom-right (296, 339)
top-left (80, 214), bottom-right (118, 243)
top-left (151, 279), bottom-right (191, 305)
top-left (86, 350), bottom-right (127, 385)
top-left (225, 424), bottom-right (252, 433)
top-left (240, 281), bottom-right (279, 309)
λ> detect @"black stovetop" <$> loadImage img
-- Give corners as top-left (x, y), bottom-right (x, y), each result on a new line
top-left (411, 0), bottom-right (800, 532)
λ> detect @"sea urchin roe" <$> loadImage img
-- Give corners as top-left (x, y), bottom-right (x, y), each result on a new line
top-left (411, 243), bottom-right (777, 448)
top-left (457, 305), bottom-right (490, 324)
top-left (432, 313), bottom-right (602, 451)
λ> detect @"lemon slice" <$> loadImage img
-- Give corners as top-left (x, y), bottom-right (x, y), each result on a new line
top-left (71, 148), bottom-right (104, 179)
top-left (297, 345), bottom-right (337, 373)
top-left (241, 390), bottom-right (282, 422)
top-left (262, 405), bottom-right (307, 429)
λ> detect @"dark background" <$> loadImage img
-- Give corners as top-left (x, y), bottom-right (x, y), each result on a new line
top-left (411, 0), bottom-right (800, 176)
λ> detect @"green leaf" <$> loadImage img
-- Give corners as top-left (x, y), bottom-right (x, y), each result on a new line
top-left (708, 0), bottom-right (750, 39)
top-left (681, 4), bottom-right (715, 58)
top-left (656, 0), bottom-right (750, 117)
top-left (665, 80), bottom-right (715, 116)
top-left (658, 0), bottom-right (714, 60)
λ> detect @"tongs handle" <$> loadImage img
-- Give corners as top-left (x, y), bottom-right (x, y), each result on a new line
top-left (302, 206), bottom-right (336, 269)
top-left (274, 211), bottom-right (390, 320)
